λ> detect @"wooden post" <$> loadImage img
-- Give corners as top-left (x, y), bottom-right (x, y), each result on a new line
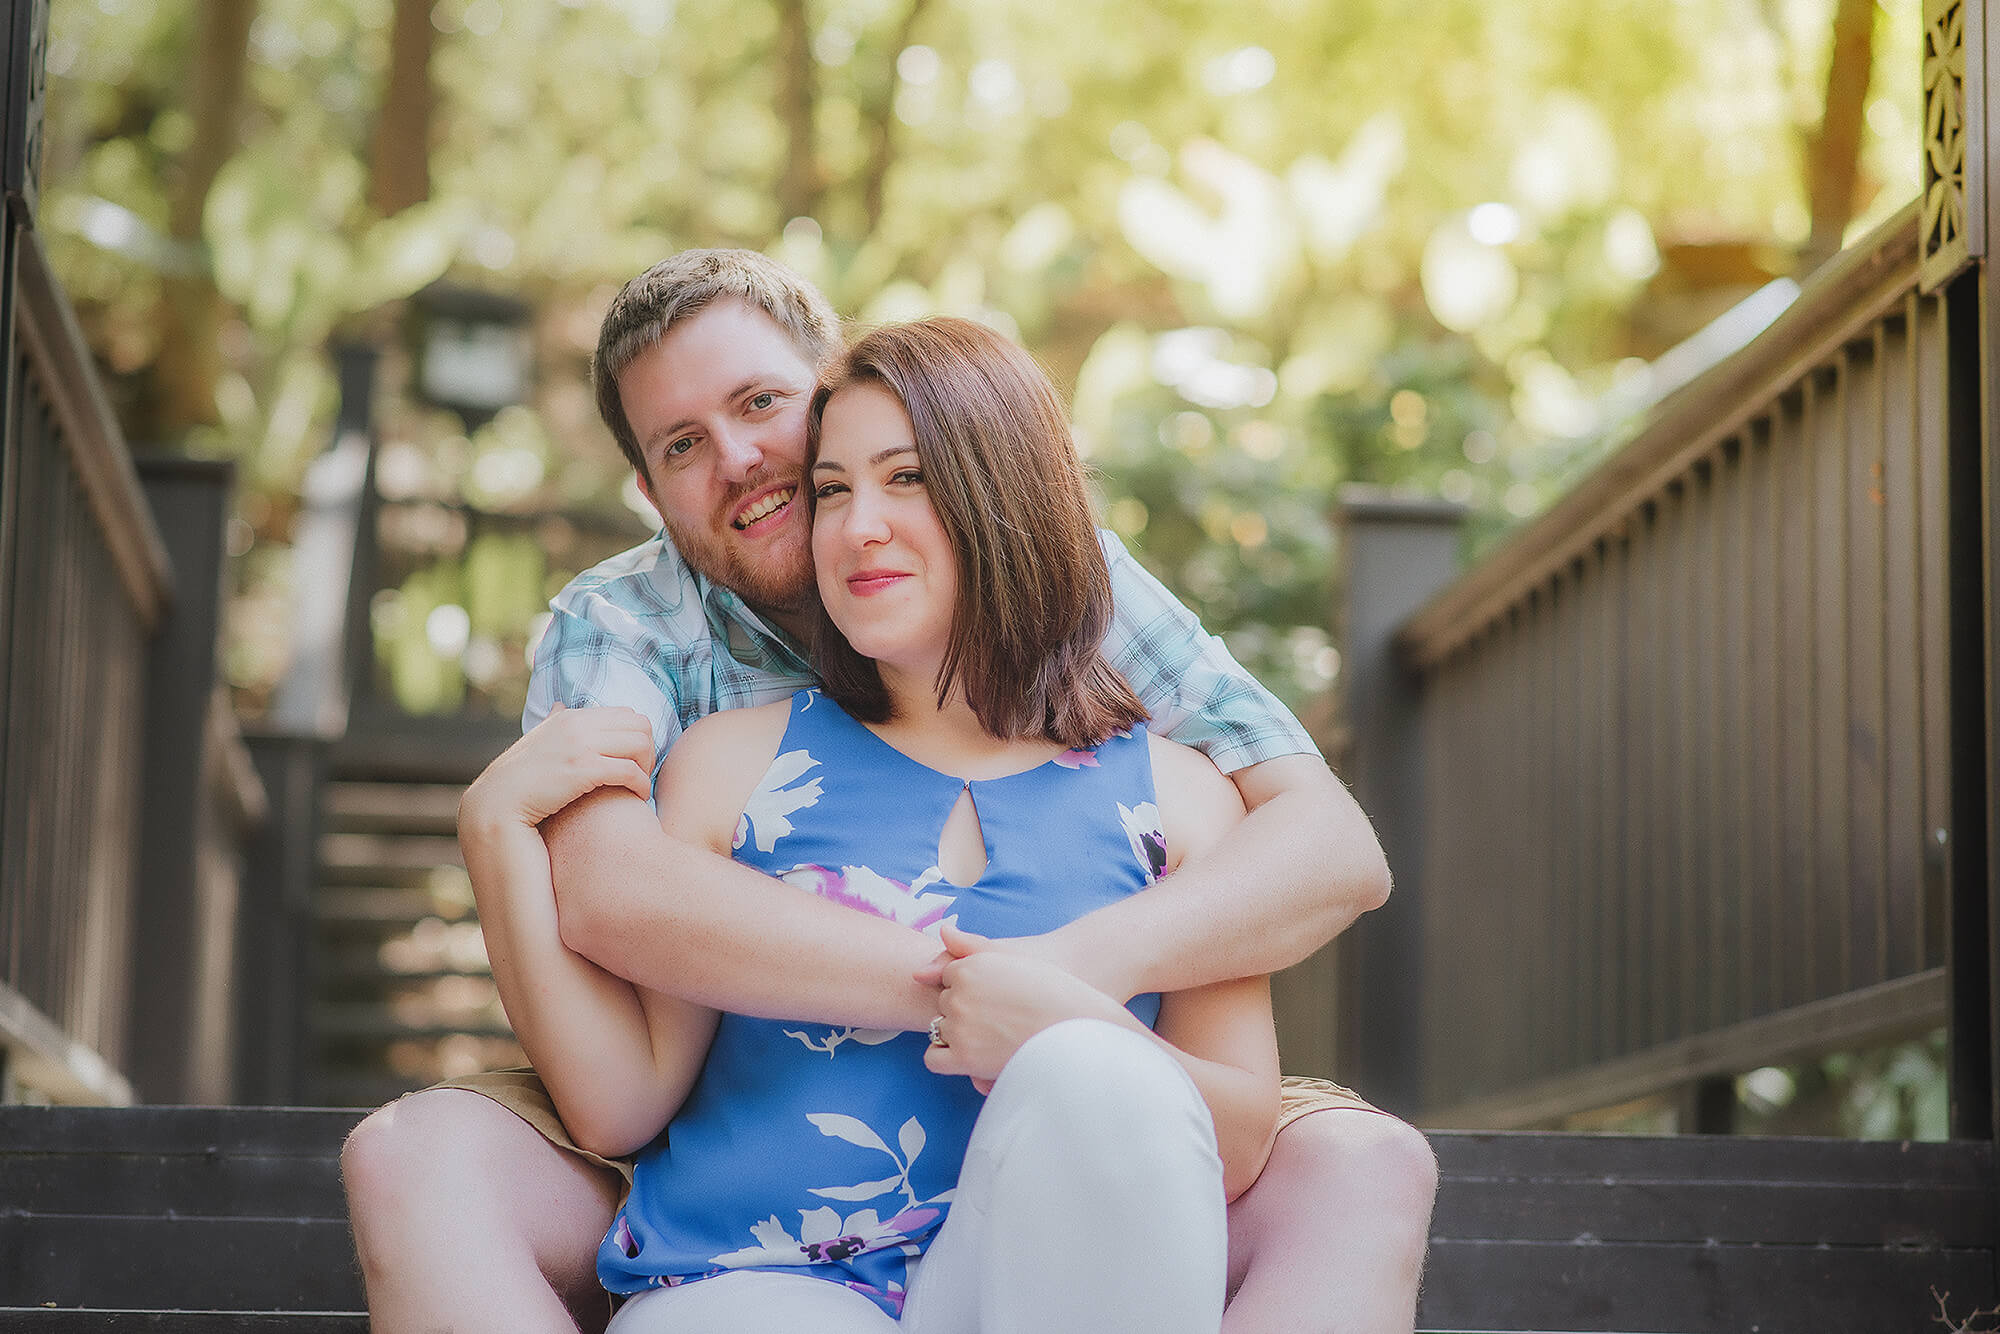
top-left (1335, 488), bottom-right (1464, 1116)
top-left (128, 459), bottom-right (237, 1102)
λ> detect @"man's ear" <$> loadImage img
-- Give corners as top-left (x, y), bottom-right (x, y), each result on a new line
top-left (633, 468), bottom-right (666, 526)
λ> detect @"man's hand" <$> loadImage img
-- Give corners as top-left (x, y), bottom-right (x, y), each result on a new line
top-left (922, 923), bottom-right (1132, 1088)
top-left (912, 919), bottom-right (1133, 1002)
top-left (459, 705), bottom-right (655, 836)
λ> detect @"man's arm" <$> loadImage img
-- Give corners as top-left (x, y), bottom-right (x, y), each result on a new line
top-left (1041, 752), bottom-right (1389, 1003)
top-left (545, 792), bottom-right (942, 1031)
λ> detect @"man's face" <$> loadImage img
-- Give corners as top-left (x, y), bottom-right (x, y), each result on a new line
top-left (622, 300), bottom-right (819, 622)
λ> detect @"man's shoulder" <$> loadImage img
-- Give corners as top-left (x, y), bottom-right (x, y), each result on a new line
top-left (547, 532), bottom-right (710, 645)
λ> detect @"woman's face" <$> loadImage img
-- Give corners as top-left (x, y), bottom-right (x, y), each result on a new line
top-left (809, 383), bottom-right (960, 683)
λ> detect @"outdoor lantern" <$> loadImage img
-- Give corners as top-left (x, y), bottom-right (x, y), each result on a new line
top-left (408, 283), bottom-right (535, 433)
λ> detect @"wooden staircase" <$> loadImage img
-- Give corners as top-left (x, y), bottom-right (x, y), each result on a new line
top-left (307, 778), bottom-right (523, 1108)
top-left (2, 1105), bottom-right (1990, 1331)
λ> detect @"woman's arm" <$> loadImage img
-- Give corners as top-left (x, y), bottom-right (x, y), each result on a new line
top-left (461, 704), bottom-right (780, 1158)
top-left (459, 707), bottom-right (699, 1156)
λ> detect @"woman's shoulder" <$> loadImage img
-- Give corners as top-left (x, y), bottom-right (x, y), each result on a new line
top-left (655, 698), bottom-right (797, 848)
top-left (1144, 730), bottom-right (1246, 871)
top-left (674, 696), bottom-right (796, 758)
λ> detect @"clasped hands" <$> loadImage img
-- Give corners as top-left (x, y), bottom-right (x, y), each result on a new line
top-left (914, 921), bottom-right (1137, 1094)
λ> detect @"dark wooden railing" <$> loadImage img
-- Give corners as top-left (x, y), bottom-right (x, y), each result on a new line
top-left (0, 223), bottom-right (169, 1104)
top-left (1337, 201), bottom-right (1985, 1127)
top-left (0, 0), bottom-right (269, 1101)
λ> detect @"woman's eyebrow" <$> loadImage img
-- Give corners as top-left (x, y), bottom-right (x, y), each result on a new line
top-left (871, 445), bottom-right (918, 465)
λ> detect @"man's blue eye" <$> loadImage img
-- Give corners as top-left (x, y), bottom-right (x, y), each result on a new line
top-left (750, 392), bottom-right (775, 410)
top-left (664, 437), bottom-right (694, 457)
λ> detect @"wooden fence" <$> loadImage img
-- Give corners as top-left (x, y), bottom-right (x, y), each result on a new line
top-left (1335, 200), bottom-right (1992, 1128)
top-left (0, 0), bottom-right (269, 1101)
top-left (0, 221), bottom-right (168, 1104)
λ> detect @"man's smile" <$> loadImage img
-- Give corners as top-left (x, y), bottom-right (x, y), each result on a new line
top-left (731, 486), bottom-right (796, 531)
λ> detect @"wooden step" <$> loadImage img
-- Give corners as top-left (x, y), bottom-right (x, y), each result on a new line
top-left (0, 1314), bottom-right (367, 1332)
top-left (317, 833), bottom-right (466, 886)
top-left (322, 781), bottom-right (465, 836)
top-left (4, 1107), bottom-right (1990, 1332)
top-left (313, 887), bottom-right (472, 932)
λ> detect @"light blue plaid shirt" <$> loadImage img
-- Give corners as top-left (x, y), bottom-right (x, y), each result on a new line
top-left (525, 529), bottom-right (1318, 779)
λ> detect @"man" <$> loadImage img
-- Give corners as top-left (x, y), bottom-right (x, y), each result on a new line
top-left (342, 249), bottom-right (1437, 1333)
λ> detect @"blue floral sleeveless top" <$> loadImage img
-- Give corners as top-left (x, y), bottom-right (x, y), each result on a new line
top-left (598, 689), bottom-right (1166, 1316)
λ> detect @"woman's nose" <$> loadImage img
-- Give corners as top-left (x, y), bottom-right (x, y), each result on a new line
top-left (847, 490), bottom-right (892, 545)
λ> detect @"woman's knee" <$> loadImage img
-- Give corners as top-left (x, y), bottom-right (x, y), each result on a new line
top-left (986, 1017), bottom-right (1212, 1171)
top-left (1001, 1019), bottom-right (1197, 1118)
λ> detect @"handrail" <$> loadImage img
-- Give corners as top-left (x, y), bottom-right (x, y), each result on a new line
top-left (1399, 199), bottom-right (1921, 671)
top-left (12, 225), bottom-right (172, 629)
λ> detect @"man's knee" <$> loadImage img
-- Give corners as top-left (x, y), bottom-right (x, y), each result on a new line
top-left (343, 1088), bottom-right (524, 1214)
top-left (1275, 1108), bottom-right (1438, 1217)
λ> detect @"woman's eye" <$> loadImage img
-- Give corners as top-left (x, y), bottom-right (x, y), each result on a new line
top-left (891, 468), bottom-right (923, 486)
top-left (813, 481), bottom-right (847, 500)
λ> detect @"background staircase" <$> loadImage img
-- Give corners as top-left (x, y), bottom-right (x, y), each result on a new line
top-left (307, 772), bottom-right (522, 1108)
top-left (3, 1105), bottom-right (1990, 1332)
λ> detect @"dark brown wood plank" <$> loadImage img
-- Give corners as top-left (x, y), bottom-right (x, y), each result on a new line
top-left (1911, 289), bottom-right (1952, 970)
top-left (0, 1216), bottom-right (364, 1311)
top-left (1598, 538), bottom-right (1622, 1066)
top-left (1708, 443), bottom-right (1744, 1033)
top-left (1808, 364), bottom-right (1851, 1000)
top-left (1878, 299), bottom-right (1927, 978)
top-left (1546, 574), bottom-right (1574, 1082)
top-left (1844, 334), bottom-right (1890, 987)
top-left (1418, 1237), bottom-right (1991, 1334)
top-left (1774, 389), bottom-right (1815, 1012)
top-left (1742, 417), bottom-right (1779, 1020)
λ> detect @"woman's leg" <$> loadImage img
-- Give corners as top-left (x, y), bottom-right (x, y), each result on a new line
top-left (902, 1017), bottom-right (1228, 1334)
top-left (1222, 1107), bottom-right (1437, 1334)
top-left (605, 1271), bottom-right (899, 1334)
top-left (343, 1088), bottom-right (625, 1334)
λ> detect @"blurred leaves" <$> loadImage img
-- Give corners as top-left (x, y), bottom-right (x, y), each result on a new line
top-left (40, 0), bottom-right (1925, 718)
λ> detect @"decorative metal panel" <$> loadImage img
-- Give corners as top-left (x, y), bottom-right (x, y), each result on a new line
top-left (1921, 0), bottom-right (1985, 292)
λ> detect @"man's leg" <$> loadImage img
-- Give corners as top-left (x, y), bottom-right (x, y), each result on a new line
top-left (1223, 1104), bottom-right (1438, 1334)
top-left (343, 1088), bottom-right (626, 1334)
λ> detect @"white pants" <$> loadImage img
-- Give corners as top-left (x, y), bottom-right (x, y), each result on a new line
top-left (606, 1018), bottom-right (1227, 1333)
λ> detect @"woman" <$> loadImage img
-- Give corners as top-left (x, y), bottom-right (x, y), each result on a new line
top-left (477, 319), bottom-right (1278, 1332)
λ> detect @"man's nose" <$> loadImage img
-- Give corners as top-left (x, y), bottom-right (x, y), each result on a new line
top-left (713, 423), bottom-right (764, 482)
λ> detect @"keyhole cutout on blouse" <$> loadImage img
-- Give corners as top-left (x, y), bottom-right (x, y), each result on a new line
top-left (937, 785), bottom-right (988, 886)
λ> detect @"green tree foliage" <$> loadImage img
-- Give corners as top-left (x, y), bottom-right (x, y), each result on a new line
top-left (41, 0), bottom-right (1923, 720)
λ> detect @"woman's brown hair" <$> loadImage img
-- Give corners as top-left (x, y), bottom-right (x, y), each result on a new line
top-left (804, 318), bottom-right (1148, 750)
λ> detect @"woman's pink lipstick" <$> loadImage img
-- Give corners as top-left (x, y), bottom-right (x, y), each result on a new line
top-left (845, 569), bottom-right (910, 596)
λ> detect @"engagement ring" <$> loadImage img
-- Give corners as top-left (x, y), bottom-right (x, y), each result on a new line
top-left (928, 1015), bottom-right (948, 1048)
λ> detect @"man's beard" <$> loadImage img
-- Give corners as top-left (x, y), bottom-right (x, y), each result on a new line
top-left (662, 505), bottom-right (816, 621)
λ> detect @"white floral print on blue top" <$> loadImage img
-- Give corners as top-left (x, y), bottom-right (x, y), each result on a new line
top-left (597, 690), bottom-right (1166, 1316)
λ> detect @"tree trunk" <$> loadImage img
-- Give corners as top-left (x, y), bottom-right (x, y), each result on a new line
top-left (775, 0), bottom-right (818, 222)
top-left (152, 0), bottom-right (256, 441)
top-left (369, 0), bottom-right (435, 217)
top-left (858, 0), bottom-right (935, 237)
top-left (1799, 0), bottom-right (1875, 275)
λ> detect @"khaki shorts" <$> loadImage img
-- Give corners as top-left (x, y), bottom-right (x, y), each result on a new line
top-left (432, 1067), bottom-right (1386, 1189)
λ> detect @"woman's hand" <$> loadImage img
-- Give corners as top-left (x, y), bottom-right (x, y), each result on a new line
top-left (922, 922), bottom-right (1133, 1087)
top-left (459, 705), bottom-right (655, 836)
